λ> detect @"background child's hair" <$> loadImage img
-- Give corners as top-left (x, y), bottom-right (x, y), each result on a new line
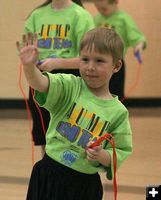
top-left (80, 27), bottom-right (124, 64)
top-left (106, 0), bottom-right (118, 4)
top-left (35, 0), bottom-right (83, 9)
top-left (26, 0), bottom-right (83, 19)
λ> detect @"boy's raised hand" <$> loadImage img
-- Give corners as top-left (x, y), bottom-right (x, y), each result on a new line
top-left (16, 32), bottom-right (39, 67)
top-left (16, 32), bottom-right (49, 93)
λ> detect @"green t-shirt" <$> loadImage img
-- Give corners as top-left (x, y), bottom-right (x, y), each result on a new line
top-left (35, 73), bottom-right (133, 180)
top-left (94, 10), bottom-right (146, 54)
top-left (25, 3), bottom-right (95, 60)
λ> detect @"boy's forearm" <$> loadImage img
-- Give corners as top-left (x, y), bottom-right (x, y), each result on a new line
top-left (97, 149), bottom-right (111, 167)
top-left (23, 64), bottom-right (49, 93)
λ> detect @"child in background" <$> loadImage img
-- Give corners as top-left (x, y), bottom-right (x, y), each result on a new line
top-left (24, 0), bottom-right (95, 156)
top-left (92, 0), bottom-right (146, 100)
top-left (17, 27), bottom-right (132, 200)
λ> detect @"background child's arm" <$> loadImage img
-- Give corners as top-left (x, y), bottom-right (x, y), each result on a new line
top-left (125, 13), bottom-right (147, 58)
top-left (37, 57), bottom-right (80, 72)
top-left (134, 41), bottom-right (146, 54)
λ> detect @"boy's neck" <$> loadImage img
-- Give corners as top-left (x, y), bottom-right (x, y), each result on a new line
top-left (88, 87), bottom-right (113, 100)
top-left (52, 0), bottom-right (72, 10)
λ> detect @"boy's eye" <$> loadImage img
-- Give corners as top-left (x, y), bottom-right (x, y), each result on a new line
top-left (81, 57), bottom-right (89, 62)
top-left (96, 59), bottom-right (104, 63)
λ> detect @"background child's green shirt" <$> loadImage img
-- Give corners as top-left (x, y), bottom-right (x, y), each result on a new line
top-left (34, 73), bottom-right (133, 180)
top-left (25, 3), bottom-right (95, 60)
top-left (94, 11), bottom-right (146, 55)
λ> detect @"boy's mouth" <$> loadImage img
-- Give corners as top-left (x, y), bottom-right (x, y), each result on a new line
top-left (86, 75), bottom-right (98, 79)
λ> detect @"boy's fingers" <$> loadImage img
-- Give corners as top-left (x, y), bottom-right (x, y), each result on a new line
top-left (93, 145), bottom-right (102, 151)
top-left (22, 34), bottom-right (27, 46)
top-left (16, 41), bottom-right (21, 52)
top-left (86, 150), bottom-right (97, 160)
top-left (17, 32), bottom-right (37, 51)
top-left (86, 141), bottom-right (93, 148)
top-left (27, 32), bottom-right (33, 45)
top-left (34, 33), bottom-right (38, 47)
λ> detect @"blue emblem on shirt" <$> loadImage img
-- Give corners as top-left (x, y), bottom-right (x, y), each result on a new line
top-left (62, 150), bottom-right (77, 166)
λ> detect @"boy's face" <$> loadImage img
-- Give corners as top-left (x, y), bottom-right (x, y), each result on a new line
top-left (93, 0), bottom-right (116, 17)
top-left (79, 45), bottom-right (115, 92)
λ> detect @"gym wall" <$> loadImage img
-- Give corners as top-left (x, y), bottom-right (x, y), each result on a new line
top-left (0, 0), bottom-right (160, 105)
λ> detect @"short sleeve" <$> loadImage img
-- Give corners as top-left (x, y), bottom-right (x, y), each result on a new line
top-left (24, 12), bottom-right (35, 33)
top-left (34, 72), bottom-right (81, 114)
top-left (125, 15), bottom-right (146, 48)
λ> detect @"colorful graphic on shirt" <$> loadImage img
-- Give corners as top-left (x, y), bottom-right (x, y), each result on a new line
top-left (56, 102), bottom-right (110, 149)
top-left (38, 24), bottom-right (72, 49)
top-left (101, 23), bottom-right (115, 30)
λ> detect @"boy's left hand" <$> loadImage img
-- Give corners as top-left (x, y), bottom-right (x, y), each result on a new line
top-left (86, 142), bottom-right (102, 161)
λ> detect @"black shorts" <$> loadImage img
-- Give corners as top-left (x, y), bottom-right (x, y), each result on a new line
top-left (28, 69), bottom-right (80, 146)
top-left (26, 154), bottom-right (103, 200)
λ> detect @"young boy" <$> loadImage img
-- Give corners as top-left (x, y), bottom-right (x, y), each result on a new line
top-left (16, 27), bottom-right (132, 200)
top-left (92, 0), bottom-right (146, 100)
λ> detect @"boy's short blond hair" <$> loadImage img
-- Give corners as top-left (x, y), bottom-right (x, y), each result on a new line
top-left (80, 27), bottom-right (124, 65)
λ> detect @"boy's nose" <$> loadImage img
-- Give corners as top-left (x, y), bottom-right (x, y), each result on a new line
top-left (87, 61), bottom-right (95, 71)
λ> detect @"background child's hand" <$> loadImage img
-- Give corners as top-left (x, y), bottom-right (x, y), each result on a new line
top-left (133, 41), bottom-right (145, 55)
top-left (16, 32), bottom-right (39, 67)
top-left (86, 141), bottom-right (102, 161)
top-left (37, 58), bottom-right (58, 71)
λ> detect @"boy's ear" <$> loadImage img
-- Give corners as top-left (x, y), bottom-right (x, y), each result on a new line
top-left (113, 60), bottom-right (122, 73)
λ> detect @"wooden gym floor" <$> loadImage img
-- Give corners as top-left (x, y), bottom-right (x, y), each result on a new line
top-left (0, 108), bottom-right (161, 200)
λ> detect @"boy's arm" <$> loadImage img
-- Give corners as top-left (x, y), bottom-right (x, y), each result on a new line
top-left (16, 33), bottom-right (49, 93)
top-left (97, 149), bottom-right (111, 166)
top-left (23, 61), bottom-right (49, 93)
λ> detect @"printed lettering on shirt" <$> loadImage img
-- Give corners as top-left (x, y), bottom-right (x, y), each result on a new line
top-left (37, 24), bottom-right (72, 50)
top-left (56, 102), bottom-right (110, 149)
top-left (100, 22), bottom-right (115, 30)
